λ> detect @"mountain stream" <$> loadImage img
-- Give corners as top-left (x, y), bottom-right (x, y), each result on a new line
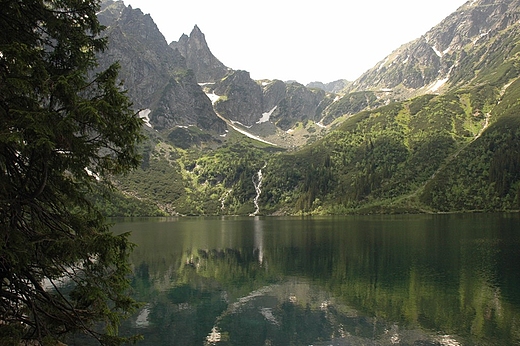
top-left (250, 164), bottom-right (266, 216)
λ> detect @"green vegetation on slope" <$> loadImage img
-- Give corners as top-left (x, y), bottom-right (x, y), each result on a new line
top-left (108, 76), bottom-right (520, 216)
top-left (113, 129), bottom-right (276, 215)
top-left (106, 21), bottom-right (520, 216)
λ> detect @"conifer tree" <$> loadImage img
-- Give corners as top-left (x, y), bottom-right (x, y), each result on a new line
top-left (0, 0), bottom-right (143, 344)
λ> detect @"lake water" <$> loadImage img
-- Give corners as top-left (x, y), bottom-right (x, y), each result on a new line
top-left (112, 214), bottom-right (520, 346)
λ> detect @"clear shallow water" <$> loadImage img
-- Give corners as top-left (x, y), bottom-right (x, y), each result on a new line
top-left (112, 214), bottom-right (520, 346)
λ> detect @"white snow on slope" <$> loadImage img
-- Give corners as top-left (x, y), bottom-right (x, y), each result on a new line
top-left (432, 46), bottom-right (443, 58)
top-left (230, 123), bottom-right (276, 145)
top-left (427, 77), bottom-right (449, 93)
top-left (257, 106), bottom-right (277, 124)
top-left (139, 109), bottom-right (152, 128)
top-left (378, 56), bottom-right (390, 70)
top-left (206, 92), bottom-right (221, 104)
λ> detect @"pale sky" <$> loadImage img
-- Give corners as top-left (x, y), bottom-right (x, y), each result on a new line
top-left (122, 0), bottom-right (468, 84)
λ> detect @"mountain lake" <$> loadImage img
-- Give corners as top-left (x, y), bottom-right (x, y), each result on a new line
top-left (109, 214), bottom-right (520, 346)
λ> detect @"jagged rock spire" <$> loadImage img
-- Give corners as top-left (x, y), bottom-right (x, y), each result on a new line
top-left (170, 25), bottom-right (229, 83)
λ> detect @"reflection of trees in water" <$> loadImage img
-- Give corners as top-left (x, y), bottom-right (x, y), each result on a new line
top-left (121, 216), bottom-right (520, 345)
top-left (128, 266), bottom-right (462, 346)
top-left (124, 248), bottom-right (499, 345)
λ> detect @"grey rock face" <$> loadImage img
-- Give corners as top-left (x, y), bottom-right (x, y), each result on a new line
top-left (150, 70), bottom-right (227, 132)
top-left (269, 83), bottom-right (329, 131)
top-left (348, 0), bottom-right (520, 97)
top-left (213, 70), bottom-right (264, 126)
top-left (170, 25), bottom-right (229, 83)
top-left (96, 1), bottom-right (226, 134)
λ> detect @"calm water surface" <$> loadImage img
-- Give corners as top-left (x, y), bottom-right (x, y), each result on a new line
top-left (112, 214), bottom-right (520, 346)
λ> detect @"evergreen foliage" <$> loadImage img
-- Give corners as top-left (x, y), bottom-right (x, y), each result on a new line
top-left (106, 1), bottom-right (520, 217)
top-left (113, 75), bottom-right (520, 216)
top-left (0, 0), bottom-right (143, 344)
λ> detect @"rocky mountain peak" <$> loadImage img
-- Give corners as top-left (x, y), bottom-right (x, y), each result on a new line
top-left (190, 24), bottom-right (204, 40)
top-left (96, 1), bottom-right (226, 135)
top-left (170, 25), bottom-right (229, 83)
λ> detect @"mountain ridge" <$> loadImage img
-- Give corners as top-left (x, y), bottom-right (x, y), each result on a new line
top-left (347, 0), bottom-right (520, 98)
top-left (96, 0), bottom-right (520, 216)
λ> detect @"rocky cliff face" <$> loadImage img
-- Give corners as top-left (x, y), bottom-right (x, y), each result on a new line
top-left (170, 25), bottom-right (336, 134)
top-left (150, 70), bottom-right (226, 132)
top-left (268, 82), bottom-right (331, 130)
top-left (97, 1), bottom-right (185, 109)
top-left (307, 80), bottom-right (351, 93)
top-left (212, 70), bottom-right (264, 126)
top-left (207, 74), bottom-right (335, 133)
top-left (97, 1), bottom-right (226, 134)
top-left (96, 3), bottom-right (335, 146)
top-left (170, 25), bottom-right (229, 83)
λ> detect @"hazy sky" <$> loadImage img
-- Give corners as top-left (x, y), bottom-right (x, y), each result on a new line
top-left (122, 0), bottom-right (468, 84)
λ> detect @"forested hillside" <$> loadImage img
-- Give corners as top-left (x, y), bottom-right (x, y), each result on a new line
top-left (108, 79), bottom-right (520, 215)
top-left (99, 0), bottom-right (520, 216)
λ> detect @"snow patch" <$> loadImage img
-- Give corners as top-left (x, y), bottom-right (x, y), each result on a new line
top-left (260, 308), bottom-right (280, 325)
top-left (315, 122), bottom-right (326, 128)
top-left (427, 77), bottom-right (449, 93)
top-left (231, 120), bottom-right (252, 129)
top-left (378, 56), bottom-right (390, 70)
top-left (85, 167), bottom-right (100, 181)
top-left (229, 123), bottom-right (276, 145)
top-left (286, 129), bottom-right (294, 134)
top-left (428, 64), bottom-right (455, 93)
top-left (402, 55), bottom-right (410, 64)
top-left (139, 109), bottom-right (152, 128)
top-left (135, 305), bottom-right (151, 328)
top-left (205, 92), bottom-right (221, 104)
top-left (473, 31), bottom-right (490, 44)
top-left (431, 46), bottom-right (443, 58)
top-left (436, 335), bottom-right (461, 346)
top-left (257, 106), bottom-right (277, 124)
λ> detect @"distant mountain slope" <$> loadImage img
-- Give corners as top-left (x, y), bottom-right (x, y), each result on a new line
top-left (307, 80), bottom-right (351, 93)
top-left (347, 0), bottom-right (520, 98)
top-left (256, 0), bottom-right (520, 214)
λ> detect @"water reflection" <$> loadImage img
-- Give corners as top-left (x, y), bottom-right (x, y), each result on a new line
top-left (253, 216), bottom-right (264, 266)
top-left (113, 214), bottom-right (520, 345)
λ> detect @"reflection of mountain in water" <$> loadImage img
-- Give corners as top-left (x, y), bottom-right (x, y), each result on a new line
top-left (116, 215), bottom-right (520, 345)
top-left (127, 248), bottom-right (463, 346)
top-left (202, 278), bottom-right (457, 346)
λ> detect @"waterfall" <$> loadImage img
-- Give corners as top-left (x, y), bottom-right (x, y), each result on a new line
top-left (250, 164), bottom-right (266, 216)
top-left (220, 189), bottom-right (232, 211)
